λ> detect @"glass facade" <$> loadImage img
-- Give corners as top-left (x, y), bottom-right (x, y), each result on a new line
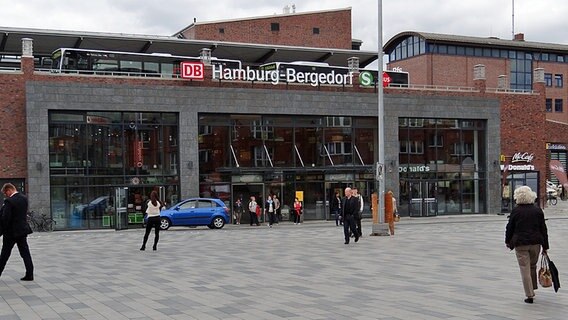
top-left (398, 118), bottom-right (487, 216)
top-left (198, 114), bottom-right (377, 223)
top-left (48, 111), bottom-right (180, 230)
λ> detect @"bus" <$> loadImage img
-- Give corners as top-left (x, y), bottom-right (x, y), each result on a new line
top-left (51, 48), bottom-right (241, 77)
top-left (259, 61), bottom-right (409, 87)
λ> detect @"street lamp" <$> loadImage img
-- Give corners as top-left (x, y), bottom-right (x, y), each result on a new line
top-left (371, 0), bottom-right (390, 236)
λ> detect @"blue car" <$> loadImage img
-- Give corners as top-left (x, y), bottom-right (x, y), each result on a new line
top-left (157, 198), bottom-right (230, 230)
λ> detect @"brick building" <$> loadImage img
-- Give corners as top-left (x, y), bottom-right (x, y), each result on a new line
top-left (385, 31), bottom-right (568, 204)
top-left (175, 7), bottom-right (355, 50)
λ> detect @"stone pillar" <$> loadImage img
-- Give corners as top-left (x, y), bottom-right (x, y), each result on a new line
top-left (497, 75), bottom-right (508, 90)
top-left (473, 64), bottom-right (486, 92)
top-left (533, 68), bottom-right (546, 94)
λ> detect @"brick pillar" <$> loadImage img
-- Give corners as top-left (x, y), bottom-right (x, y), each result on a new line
top-left (473, 64), bottom-right (486, 93)
top-left (533, 68), bottom-right (545, 94)
top-left (21, 38), bottom-right (34, 76)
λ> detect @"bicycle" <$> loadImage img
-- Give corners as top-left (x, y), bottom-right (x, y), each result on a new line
top-left (27, 211), bottom-right (56, 232)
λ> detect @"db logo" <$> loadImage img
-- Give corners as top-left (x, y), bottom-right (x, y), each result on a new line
top-left (181, 62), bottom-right (205, 80)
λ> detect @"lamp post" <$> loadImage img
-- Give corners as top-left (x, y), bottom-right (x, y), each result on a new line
top-left (371, 0), bottom-right (390, 236)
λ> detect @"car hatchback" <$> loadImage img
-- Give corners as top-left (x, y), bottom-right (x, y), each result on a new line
top-left (158, 198), bottom-right (230, 230)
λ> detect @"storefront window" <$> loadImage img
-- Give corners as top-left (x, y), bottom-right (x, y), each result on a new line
top-left (48, 111), bottom-right (180, 230)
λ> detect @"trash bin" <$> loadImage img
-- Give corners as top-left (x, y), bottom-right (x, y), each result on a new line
top-left (115, 208), bottom-right (128, 230)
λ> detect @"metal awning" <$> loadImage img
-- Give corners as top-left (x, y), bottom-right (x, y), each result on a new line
top-left (0, 27), bottom-right (378, 67)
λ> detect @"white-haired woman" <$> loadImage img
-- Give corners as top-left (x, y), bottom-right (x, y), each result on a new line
top-left (505, 185), bottom-right (549, 304)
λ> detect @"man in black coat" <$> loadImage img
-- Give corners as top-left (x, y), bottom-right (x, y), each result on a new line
top-left (342, 187), bottom-right (359, 244)
top-left (0, 183), bottom-right (34, 281)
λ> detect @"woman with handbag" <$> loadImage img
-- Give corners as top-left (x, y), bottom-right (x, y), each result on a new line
top-left (505, 185), bottom-right (550, 304)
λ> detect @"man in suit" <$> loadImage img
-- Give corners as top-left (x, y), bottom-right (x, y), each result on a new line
top-left (0, 183), bottom-right (34, 281)
top-left (342, 187), bottom-right (359, 244)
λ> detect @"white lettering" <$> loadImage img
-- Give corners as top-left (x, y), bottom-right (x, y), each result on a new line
top-left (212, 65), bottom-right (353, 86)
top-left (511, 152), bottom-right (534, 163)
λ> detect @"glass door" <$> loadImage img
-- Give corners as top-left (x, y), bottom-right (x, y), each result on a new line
top-left (408, 181), bottom-right (438, 217)
top-left (231, 183), bottom-right (264, 224)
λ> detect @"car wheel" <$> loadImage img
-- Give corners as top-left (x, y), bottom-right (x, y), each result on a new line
top-left (212, 216), bottom-right (225, 229)
top-left (160, 217), bottom-right (171, 230)
top-left (207, 224), bottom-right (215, 229)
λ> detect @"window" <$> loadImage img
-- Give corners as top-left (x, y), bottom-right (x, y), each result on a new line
top-left (452, 143), bottom-right (473, 155)
top-left (199, 125), bottom-right (212, 135)
top-left (321, 142), bottom-right (352, 156)
top-left (555, 99), bottom-right (563, 112)
top-left (271, 23), bottom-right (280, 31)
top-left (546, 99), bottom-right (553, 112)
top-left (219, 28), bottom-right (224, 34)
top-left (400, 141), bottom-right (424, 154)
top-left (251, 120), bottom-right (274, 139)
top-left (429, 135), bottom-right (443, 147)
top-left (555, 74), bottom-right (563, 87)
top-left (325, 116), bottom-right (351, 127)
top-left (313, 27), bottom-right (320, 34)
top-left (545, 73), bottom-right (553, 87)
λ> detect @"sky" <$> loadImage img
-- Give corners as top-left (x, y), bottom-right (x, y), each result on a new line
top-left (0, 0), bottom-right (566, 53)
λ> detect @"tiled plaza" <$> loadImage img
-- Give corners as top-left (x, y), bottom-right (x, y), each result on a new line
top-left (0, 205), bottom-right (566, 319)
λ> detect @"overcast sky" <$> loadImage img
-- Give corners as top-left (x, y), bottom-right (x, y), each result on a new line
top-left (0, 0), bottom-right (566, 52)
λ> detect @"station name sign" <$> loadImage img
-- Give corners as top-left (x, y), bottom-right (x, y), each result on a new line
top-left (212, 65), bottom-right (353, 87)
top-left (180, 62), bottom-right (354, 86)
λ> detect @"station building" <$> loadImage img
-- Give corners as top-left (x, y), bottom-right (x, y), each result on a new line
top-left (0, 8), bottom-right (549, 230)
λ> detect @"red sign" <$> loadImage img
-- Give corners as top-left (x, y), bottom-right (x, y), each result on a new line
top-left (133, 141), bottom-right (143, 167)
top-left (382, 72), bottom-right (392, 87)
top-left (550, 160), bottom-right (568, 188)
top-left (181, 62), bottom-right (204, 80)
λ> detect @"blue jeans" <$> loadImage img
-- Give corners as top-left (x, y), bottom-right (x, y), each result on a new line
top-left (333, 210), bottom-right (341, 225)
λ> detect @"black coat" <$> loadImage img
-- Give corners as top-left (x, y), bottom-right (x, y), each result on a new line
top-left (505, 204), bottom-right (549, 250)
top-left (1, 192), bottom-right (32, 238)
top-left (341, 196), bottom-right (358, 217)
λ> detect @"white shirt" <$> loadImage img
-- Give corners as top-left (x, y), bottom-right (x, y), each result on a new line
top-left (146, 201), bottom-right (161, 217)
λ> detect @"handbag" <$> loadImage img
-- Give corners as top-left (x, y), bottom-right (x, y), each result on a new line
top-left (539, 254), bottom-right (553, 288)
top-left (255, 206), bottom-right (261, 217)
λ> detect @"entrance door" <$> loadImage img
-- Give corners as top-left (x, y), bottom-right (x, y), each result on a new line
top-left (114, 187), bottom-right (128, 230)
top-left (409, 181), bottom-right (438, 217)
top-left (232, 184), bottom-right (264, 224)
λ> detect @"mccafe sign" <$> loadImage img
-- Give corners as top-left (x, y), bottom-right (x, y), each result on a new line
top-left (501, 152), bottom-right (535, 171)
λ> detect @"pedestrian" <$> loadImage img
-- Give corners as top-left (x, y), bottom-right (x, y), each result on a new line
top-left (0, 183), bottom-right (34, 281)
top-left (265, 195), bottom-right (276, 228)
top-left (273, 194), bottom-right (281, 223)
top-left (248, 196), bottom-right (260, 226)
top-left (385, 190), bottom-right (396, 235)
top-left (505, 185), bottom-right (550, 304)
top-left (341, 187), bottom-right (359, 244)
top-left (352, 187), bottom-right (363, 237)
top-left (234, 195), bottom-right (243, 225)
top-left (293, 197), bottom-right (302, 225)
top-left (140, 190), bottom-right (164, 251)
top-left (331, 191), bottom-right (342, 226)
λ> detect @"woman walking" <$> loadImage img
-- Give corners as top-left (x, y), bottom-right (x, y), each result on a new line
top-left (248, 196), bottom-right (260, 226)
top-left (140, 190), bottom-right (164, 251)
top-left (293, 197), bottom-right (302, 225)
top-left (505, 185), bottom-right (549, 304)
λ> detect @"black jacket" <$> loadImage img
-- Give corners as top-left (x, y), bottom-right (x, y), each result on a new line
top-left (505, 204), bottom-right (549, 250)
top-left (341, 196), bottom-right (358, 217)
top-left (1, 192), bottom-right (32, 238)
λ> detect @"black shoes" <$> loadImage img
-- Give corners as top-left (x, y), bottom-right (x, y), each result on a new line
top-left (524, 297), bottom-right (534, 304)
top-left (20, 276), bottom-right (34, 281)
top-left (344, 241), bottom-right (349, 244)
top-left (140, 246), bottom-right (146, 251)
top-left (152, 245), bottom-right (157, 251)
top-left (355, 236), bottom-right (359, 243)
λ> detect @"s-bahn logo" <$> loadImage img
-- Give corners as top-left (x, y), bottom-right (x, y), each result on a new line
top-left (359, 71), bottom-right (392, 87)
top-left (181, 62), bottom-right (205, 80)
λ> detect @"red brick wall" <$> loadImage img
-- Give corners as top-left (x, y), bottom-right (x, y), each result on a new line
top-left (389, 55), bottom-right (509, 87)
top-left (0, 72), bottom-right (28, 178)
top-left (182, 9), bottom-right (352, 49)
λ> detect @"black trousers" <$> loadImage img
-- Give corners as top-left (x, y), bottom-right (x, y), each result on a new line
top-left (355, 217), bottom-right (362, 236)
top-left (142, 216), bottom-right (161, 248)
top-left (249, 211), bottom-right (259, 225)
top-left (343, 215), bottom-right (358, 243)
top-left (0, 236), bottom-right (34, 277)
